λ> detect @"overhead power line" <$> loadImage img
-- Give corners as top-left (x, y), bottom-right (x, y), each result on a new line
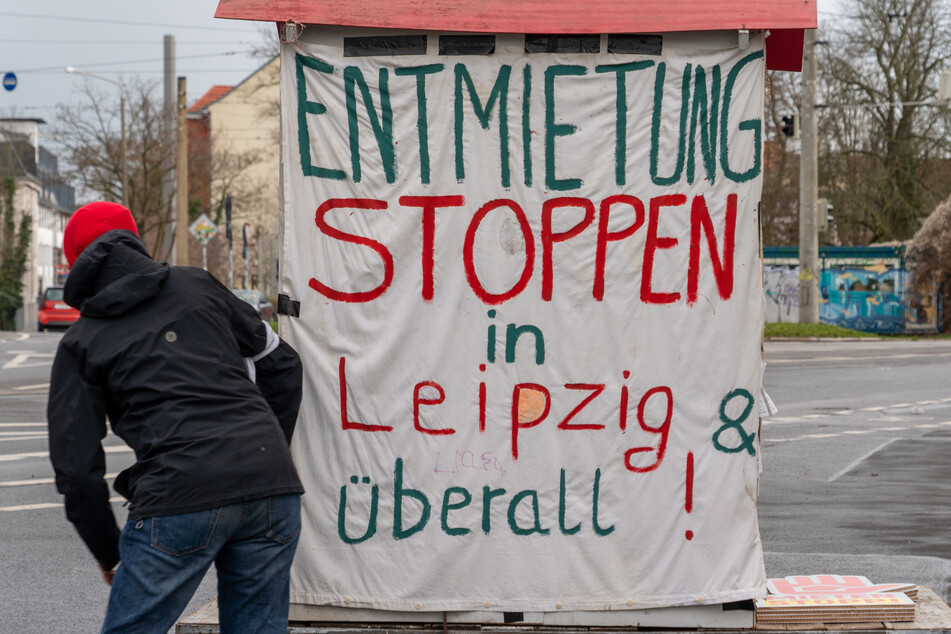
top-left (818, 100), bottom-right (949, 109)
top-left (14, 51), bottom-right (245, 74)
top-left (0, 39), bottom-right (259, 45)
top-left (0, 10), bottom-right (255, 33)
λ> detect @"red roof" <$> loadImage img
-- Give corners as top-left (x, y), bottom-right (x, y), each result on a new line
top-left (214, 0), bottom-right (816, 34)
top-left (189, 85), bottom-right (235, 113)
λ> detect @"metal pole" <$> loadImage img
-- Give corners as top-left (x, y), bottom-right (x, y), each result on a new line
top-left (202, 245), bottom-right (207, 271)
top-left (163, 35), bottom-right (177, 264)
top-left (119, 90), bottom-right (127, 209)
top-left (798, 28), bottom-right (820, 324)
top-left (225, 195), bottom-right (234, 289)
top-left (175, 76), bottom-right (189, 266)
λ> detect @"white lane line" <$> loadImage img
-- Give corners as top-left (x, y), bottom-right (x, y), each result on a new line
top-left (914, 424), bottom-right (940, 429)
top-left (828, 438), bottom-right (903, 483)
top-left (0, 423), bottom-right (46, 427)
top-left (0, 431), bottom-right (46, 436)
top-left (13, 384), bottom-right (50, 391)
top-left (862, 406), bottom-right (888, 411)
top-left (0, 445), bottom-right (132, 462)
top-left (0, 435), bottom-right (47, 443)
top-left (0, 503), bottom-right (62, 511)
top-left (801, 414), bottom-right (828, 419)
top-left (0, 473), bottom-right (117, 487)
top-left (917, 400), bottom-right (939, 405)
top-left (770, 352), bottom-right (951, 365)
top-left (0, 451), bottom-right (48, 462)
top-left (0, 497), bottom-right (125, 512)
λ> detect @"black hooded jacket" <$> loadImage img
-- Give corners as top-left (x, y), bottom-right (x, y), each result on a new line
top-left (48, 230), bottom-right (304, 570)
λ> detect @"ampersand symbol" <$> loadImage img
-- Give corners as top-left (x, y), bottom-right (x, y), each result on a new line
top-left (712, 388), bottom-right (756, 455)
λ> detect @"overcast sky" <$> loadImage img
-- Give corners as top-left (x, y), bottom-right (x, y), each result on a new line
top-left (0, 1), bottom-right (843, 145)
top-left (0, 2), bottom-right (269, 127)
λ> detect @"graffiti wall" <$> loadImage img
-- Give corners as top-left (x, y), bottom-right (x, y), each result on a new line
top-left (763, 251), bottom-right (939, 333)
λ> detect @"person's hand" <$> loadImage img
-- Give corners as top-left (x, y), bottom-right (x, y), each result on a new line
top-left (100, 566), bottom-right (115, 586)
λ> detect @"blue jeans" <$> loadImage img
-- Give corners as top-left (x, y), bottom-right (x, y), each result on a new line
top-left (101, 493), bottom-right (301, 634)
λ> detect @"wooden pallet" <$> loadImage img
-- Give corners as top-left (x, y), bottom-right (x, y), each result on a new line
top-left (176, 586), bottom-right (951, 633)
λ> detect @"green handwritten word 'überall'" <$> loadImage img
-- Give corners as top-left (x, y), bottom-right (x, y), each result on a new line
top-left (337, 458), bottom-right (615, 544)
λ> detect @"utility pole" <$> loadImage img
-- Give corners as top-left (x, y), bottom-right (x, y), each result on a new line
top-left (798, 28), bottom-right (819, 324)
top-left (163, 35), bottom-right (177, 263)
top-left (175, 76), bottom-right (189, 266)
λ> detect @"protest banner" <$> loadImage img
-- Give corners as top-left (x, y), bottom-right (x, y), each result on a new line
top-left (279, 29), bottom-right (768, 611)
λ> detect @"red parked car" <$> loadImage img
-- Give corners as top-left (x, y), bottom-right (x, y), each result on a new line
top-left (37, 286), bottom-right (80, 331)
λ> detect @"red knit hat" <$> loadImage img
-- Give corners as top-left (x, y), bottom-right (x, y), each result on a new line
top-left (64, 201), bottom-right (138, 267)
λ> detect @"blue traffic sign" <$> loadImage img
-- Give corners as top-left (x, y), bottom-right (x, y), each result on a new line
top-left (2, 72), bottom-right (16, 92)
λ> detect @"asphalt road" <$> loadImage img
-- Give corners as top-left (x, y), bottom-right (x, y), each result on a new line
top-left (0, 333), bottom-right (949, 632)
top-left (0, 332), bottom-right (217, 633)
top-left (761, 338), bottom-right (951, 606)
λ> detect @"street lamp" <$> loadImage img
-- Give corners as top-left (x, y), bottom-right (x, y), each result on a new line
top-left (65, 66), bottom-right (128, 208)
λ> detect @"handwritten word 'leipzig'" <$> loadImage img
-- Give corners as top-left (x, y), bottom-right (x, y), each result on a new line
top-left (337, 356), bottom-right (674, 472)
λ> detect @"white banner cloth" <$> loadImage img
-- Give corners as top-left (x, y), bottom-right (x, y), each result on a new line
top-left (280, 29), bottom-right (767, 611)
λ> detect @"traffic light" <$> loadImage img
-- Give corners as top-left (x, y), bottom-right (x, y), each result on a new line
top-left (781, 114), bottom-right (800, 139)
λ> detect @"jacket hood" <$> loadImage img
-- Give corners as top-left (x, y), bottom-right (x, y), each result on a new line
top-left (64, 230), bottom-right (170, 317)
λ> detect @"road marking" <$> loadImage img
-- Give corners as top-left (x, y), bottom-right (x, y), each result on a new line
top-left (828, 438), bottom-right (903, 483)
top-left (0, 497), bottom-right (125, 512)
top-left (0, 473), bottom-right (117, 487)
top-left (1, 351), bottom-right (54, 370)
top-left (0, 502), bottom-right (62, 512)
top-left (0, 435), bottom-right (47, 443)
top-left (0, 450), bottom-right (49, 462)
top-left (12, 383), bottom-right (49, 391)
top-left (0, 431), bottom-right (46, 436)
top-left (0, 445), bottom-right (132, 462)
top-left (0, 423), bottom-right (46, 427)
top-left (769, 352), bottom-right (951, 365)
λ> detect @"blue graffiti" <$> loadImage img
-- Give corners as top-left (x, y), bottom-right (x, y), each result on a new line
top-left (819, 267), bottom-right (905, 333)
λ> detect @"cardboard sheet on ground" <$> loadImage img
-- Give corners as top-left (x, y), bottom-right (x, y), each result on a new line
top-left (279, 28), bottom-right (767, 611)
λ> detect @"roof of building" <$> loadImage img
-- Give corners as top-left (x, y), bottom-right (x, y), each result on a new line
top-left (0, 117), bottom-right (46, 124)
top-left (214, 0), bottom-right (816, 34)
top-left (188, 85), bottom-right (235, 113)
top-left (214, 0), bottom-right (814, 71)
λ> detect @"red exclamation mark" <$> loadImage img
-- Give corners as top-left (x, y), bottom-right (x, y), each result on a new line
top-left (685, 451), bottom-right (694, 541)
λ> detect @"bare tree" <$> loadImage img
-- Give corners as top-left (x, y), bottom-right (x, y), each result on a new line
top-left (761, 71), bottom-right (802, 246)
top-left (56, 80), bottom-right (270, 266)
top-left (55, 79), bottom-right (176, 256)
top-left (818, 0), bottom-right (951, 243)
